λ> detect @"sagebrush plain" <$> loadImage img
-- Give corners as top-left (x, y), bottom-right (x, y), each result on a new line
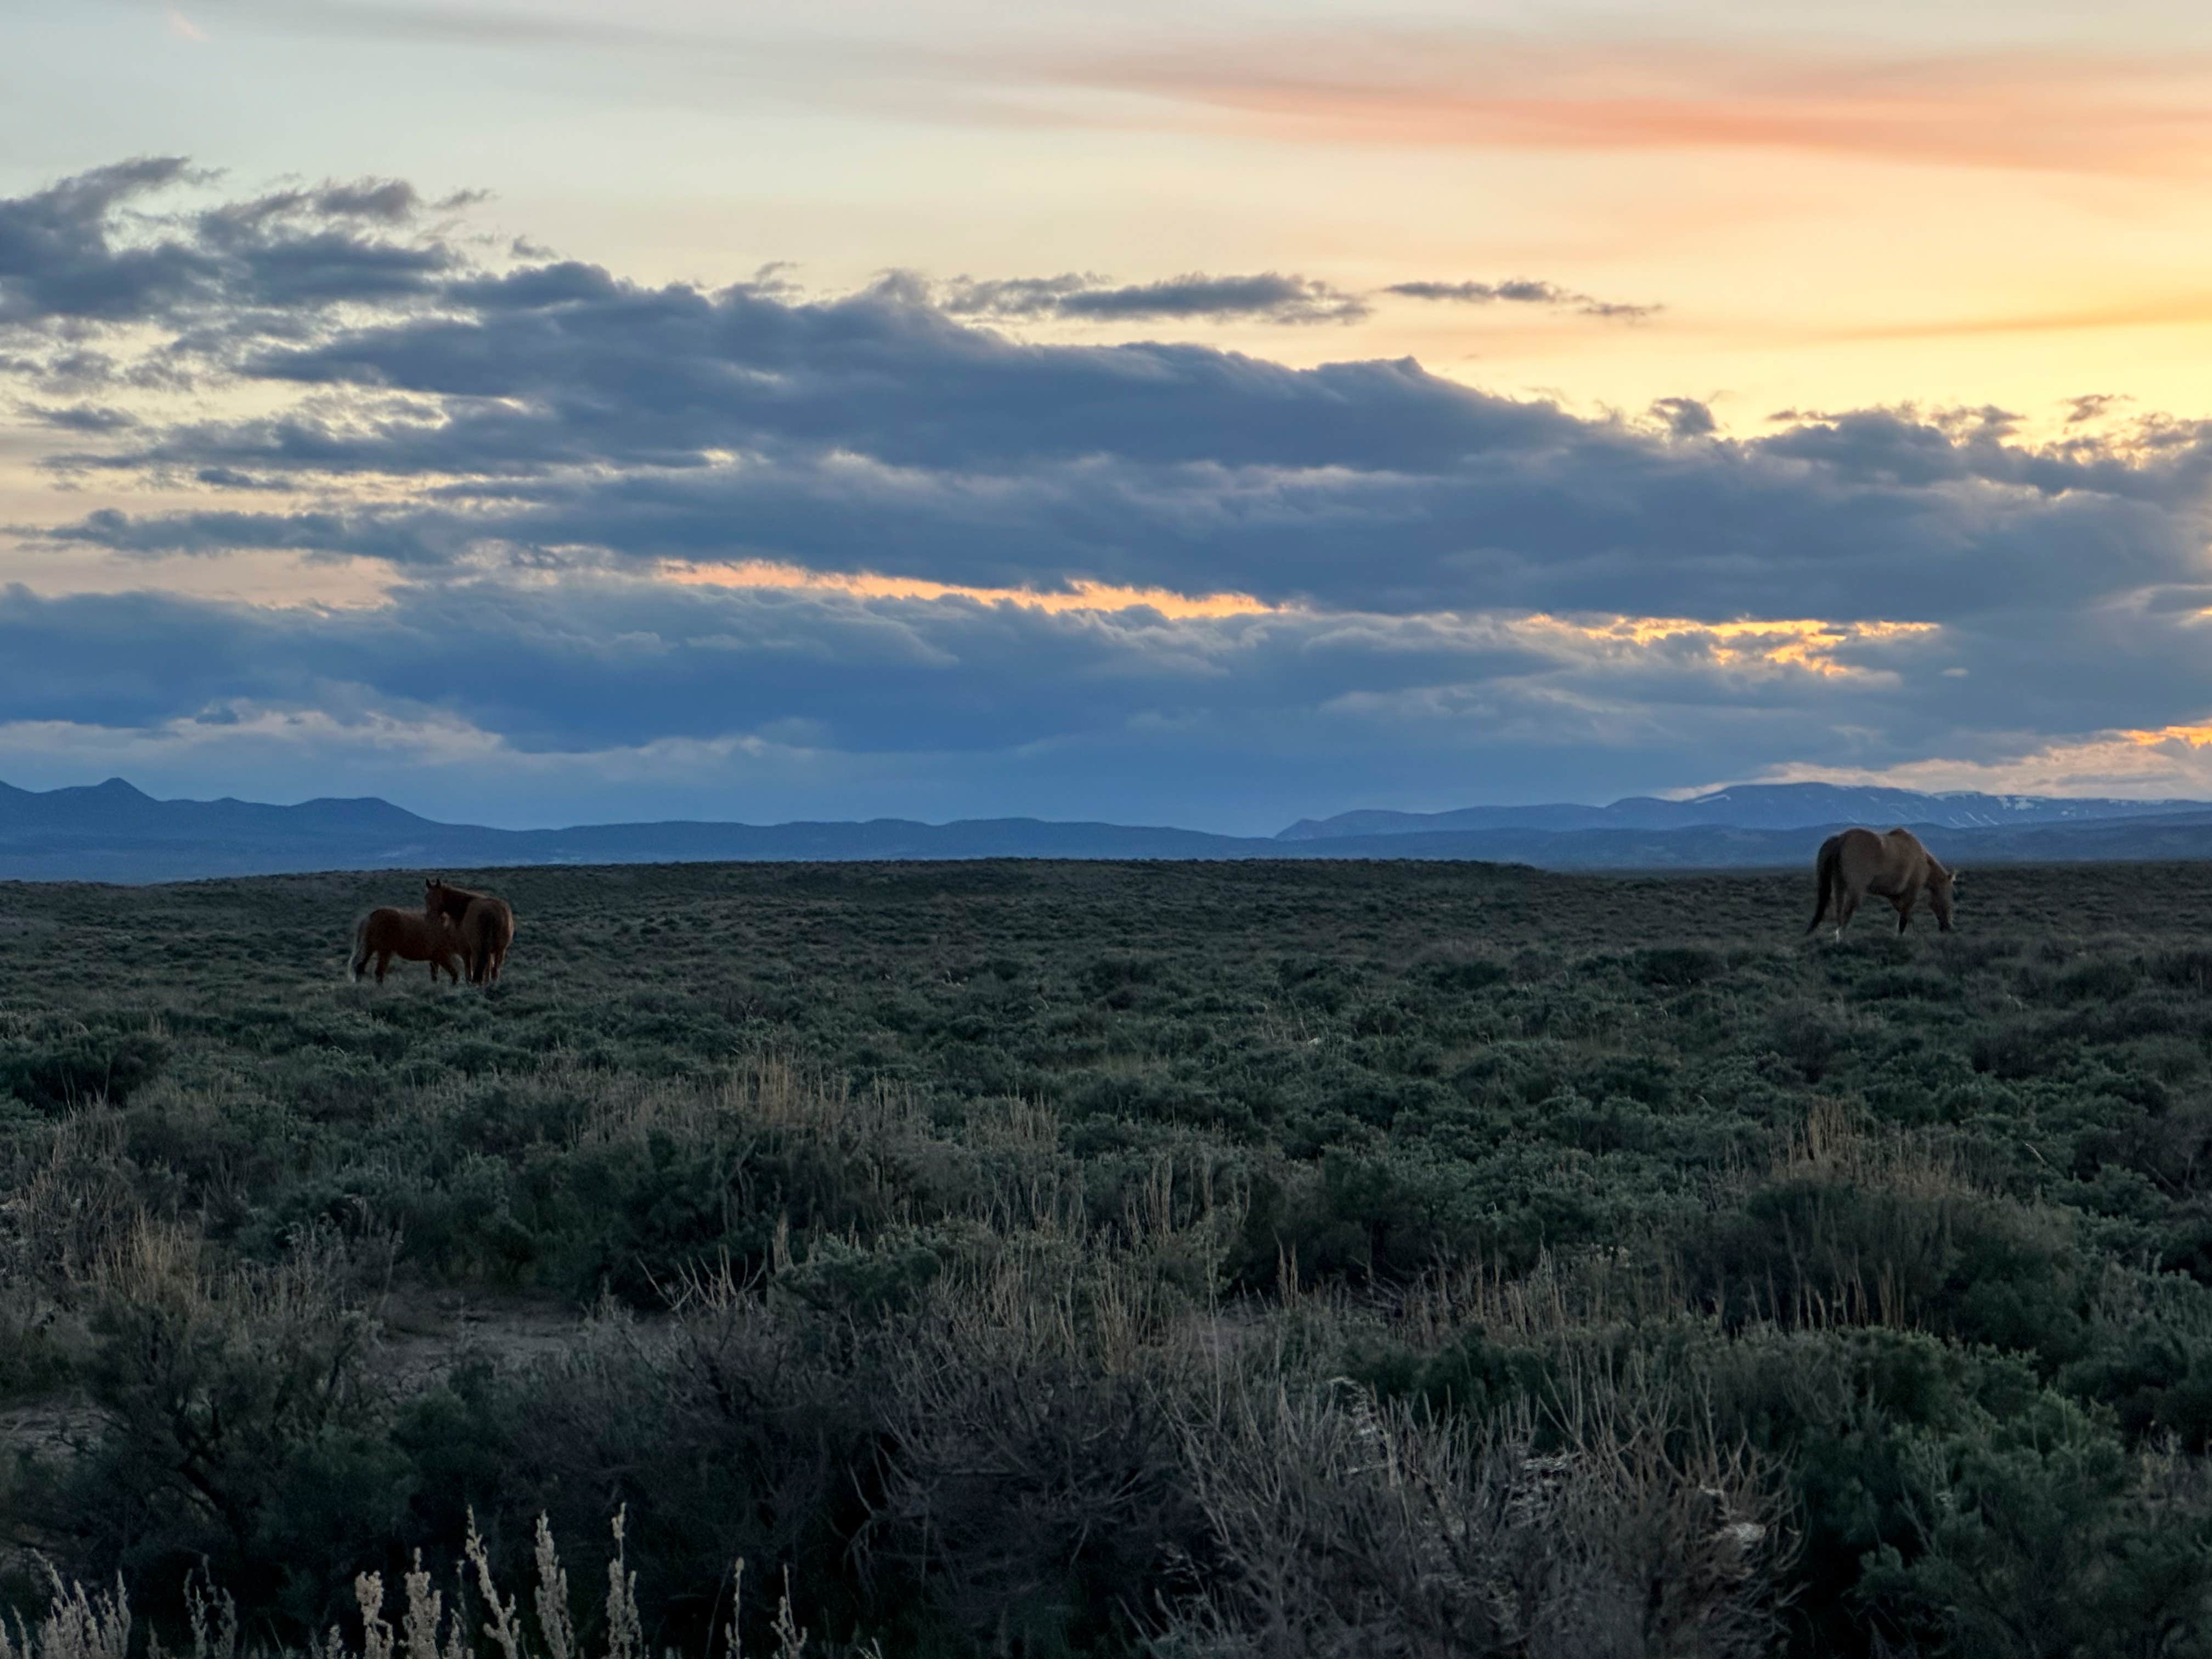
top-left (5, 857), bottom-right (2212, 1657)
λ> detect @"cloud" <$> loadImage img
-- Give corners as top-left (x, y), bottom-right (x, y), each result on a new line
top-left (64, 290), bottom-right (1586, 479)
top-left (1649, 397), bottom-right (1716, 438)
top-left (2069, 393), bottom-right (2129, 425)
top-left (167, 14), bottom-right (2212, 181)
top-left (0, 577), bottom-right (1548, 752)
top-left (0, 574), bottom-right (2095, 830)
top-left (13, 159), bottom-right (2212, 823)
top-left (943, 270), bottom-right (1371, 325)
top-left (17, 402), bottom-right (141, 435)
top-left (0, 159), bottom-right (453, 373)
top-left (1026, 33), bottom-right (2212, 178)
top-left (46, 377), bottom-right (2212, 630)
top-left (33, 506), bottom-right (461, 566)
top-left (1384, 279), bottom-right (1654, 320)
top-left (0, 157), bottom-right (213, 328)
top-left (8, 566), bottom-right (2212, 832)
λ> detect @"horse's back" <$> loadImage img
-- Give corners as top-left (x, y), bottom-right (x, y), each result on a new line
top-left (1822, 826), bottom-right (1928, 893)
top-left (1832, 826), bottom-right (1884, 873)
top-left (1880, 826), bottom-right (1936, 878)
top-left (1888, 826), bottom-right (1949, 880)
top-left (368, 906), bottom-right (451, 954)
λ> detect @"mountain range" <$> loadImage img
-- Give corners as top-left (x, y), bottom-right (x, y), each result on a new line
top-left (8, 776), bottom-right (2212, 883)
top-left (1278, 783), bottom-right (2212, 838)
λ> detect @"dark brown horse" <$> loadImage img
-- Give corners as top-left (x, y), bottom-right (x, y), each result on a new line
top-left (424, 878), bottom-right (516, 986)
top-left (351, 907), bottom-right (467, 984)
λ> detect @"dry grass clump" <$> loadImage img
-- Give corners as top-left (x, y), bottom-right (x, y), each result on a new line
top-left (1145, 1333), bottom-right (1779, 1659)
top-left (1, 1513), bottom-right (833, 1659)
top-left (1, 1107), bottom-right (144, 1286)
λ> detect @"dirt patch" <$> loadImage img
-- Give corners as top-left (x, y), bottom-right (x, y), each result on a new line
top-left (370, 1286), bottom-right (618, 1390)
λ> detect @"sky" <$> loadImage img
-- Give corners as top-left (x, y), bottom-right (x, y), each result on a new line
top-left (7, 1), bottom-right (2212, 832)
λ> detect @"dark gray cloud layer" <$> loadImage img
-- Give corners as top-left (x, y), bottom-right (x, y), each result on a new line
top-left (2, 568), bottom-right (2205, 824)
top-left (7, 160), bottom-right (2212, 820)
top-left (1385, 278), bottom-right (1655, 320)
top-left (0, 159), bottom-right (452, 341)
top-left (0, 579), bottom-right (1554, 755)
top-left (943, 270), bottom-right (1372, 324)
top-left (49, 360), bottom-right (2212, 628)
top-left (936, 271), bottom-right (1650, 326)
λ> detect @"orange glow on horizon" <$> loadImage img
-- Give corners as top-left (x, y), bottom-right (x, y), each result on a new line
top-left (2122, 724), bottom-right (2212, 749)
top-left (1531, 613), bottom-right (1939, 675)
top-left (654, 568), bottom-right (1942, 678)
top-left (657, 558), bottom-right (1274, 617)
top-left (1047, 36), bottom-right (2212, 178)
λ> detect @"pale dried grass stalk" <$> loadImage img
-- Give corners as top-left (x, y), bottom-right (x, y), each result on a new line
top-left (1, 1570), bottom-right (132, 1659)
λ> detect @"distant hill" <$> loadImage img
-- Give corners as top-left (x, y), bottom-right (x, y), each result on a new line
top-left (1276, 782), bottom-right (2212, 840)
top-left (0, 777), bottom-right (1278, 883)
top-left (9, 776), bottom-right (2212, 883)
top-left (1288, 813), bottom-right (2212, 871)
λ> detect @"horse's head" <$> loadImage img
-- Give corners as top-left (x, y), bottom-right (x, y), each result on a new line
top-left (1929, 866), bottom-right (1959, 933)
top-left (425, 876), bottom-right (454, 919)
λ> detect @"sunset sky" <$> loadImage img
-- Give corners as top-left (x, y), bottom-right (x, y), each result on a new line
top-left (8, 0), bottom-right (2212, 830)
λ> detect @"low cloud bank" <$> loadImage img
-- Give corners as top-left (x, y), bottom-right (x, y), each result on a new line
top-left (5, 161), bottom-right (2212, 823)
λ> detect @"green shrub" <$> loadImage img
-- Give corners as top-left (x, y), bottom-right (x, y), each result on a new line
top-left (1, 1018), bottom-right (168, 1110)
top-left (13, 858), bottom-right (2212, 1656)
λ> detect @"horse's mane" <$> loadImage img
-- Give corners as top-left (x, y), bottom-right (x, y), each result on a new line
top-left (425, 877), bottom-right (490, 922)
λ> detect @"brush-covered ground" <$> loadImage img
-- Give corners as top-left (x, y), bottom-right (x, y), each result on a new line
top-left (5, 858), bottom-right (2212, 1658)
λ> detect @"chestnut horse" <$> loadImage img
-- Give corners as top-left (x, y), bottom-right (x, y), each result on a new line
top-left (351, 907), bottom-right (467, 984)
top-left (424, 877), bottom-right (516, 986)
top-left (1807, 827), bottom-right (1960, 941)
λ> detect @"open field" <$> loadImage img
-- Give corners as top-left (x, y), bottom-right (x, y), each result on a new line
top-left (5, 857), bottom-right (2212, 1656)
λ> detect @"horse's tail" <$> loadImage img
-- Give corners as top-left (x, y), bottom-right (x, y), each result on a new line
top-left (1807, 836), bottom-right (1841, 934)
top-left (348, 911), bottom-right (373, 980)
top-left (467, 898), bottom-right (515, 985)
top-left (463, 902), bottom-right (494, 985)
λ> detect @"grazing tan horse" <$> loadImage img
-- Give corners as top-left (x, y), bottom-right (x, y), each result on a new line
top-left (1807, 827), bottom-right (1960, 941)
top-left (351, 907), bottom-right (467, 984)
top-left (424, 877), bottom-right (516, 986)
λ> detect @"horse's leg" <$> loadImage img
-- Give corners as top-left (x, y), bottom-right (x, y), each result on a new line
top-left (374, 949), bottom-right (390, 985)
